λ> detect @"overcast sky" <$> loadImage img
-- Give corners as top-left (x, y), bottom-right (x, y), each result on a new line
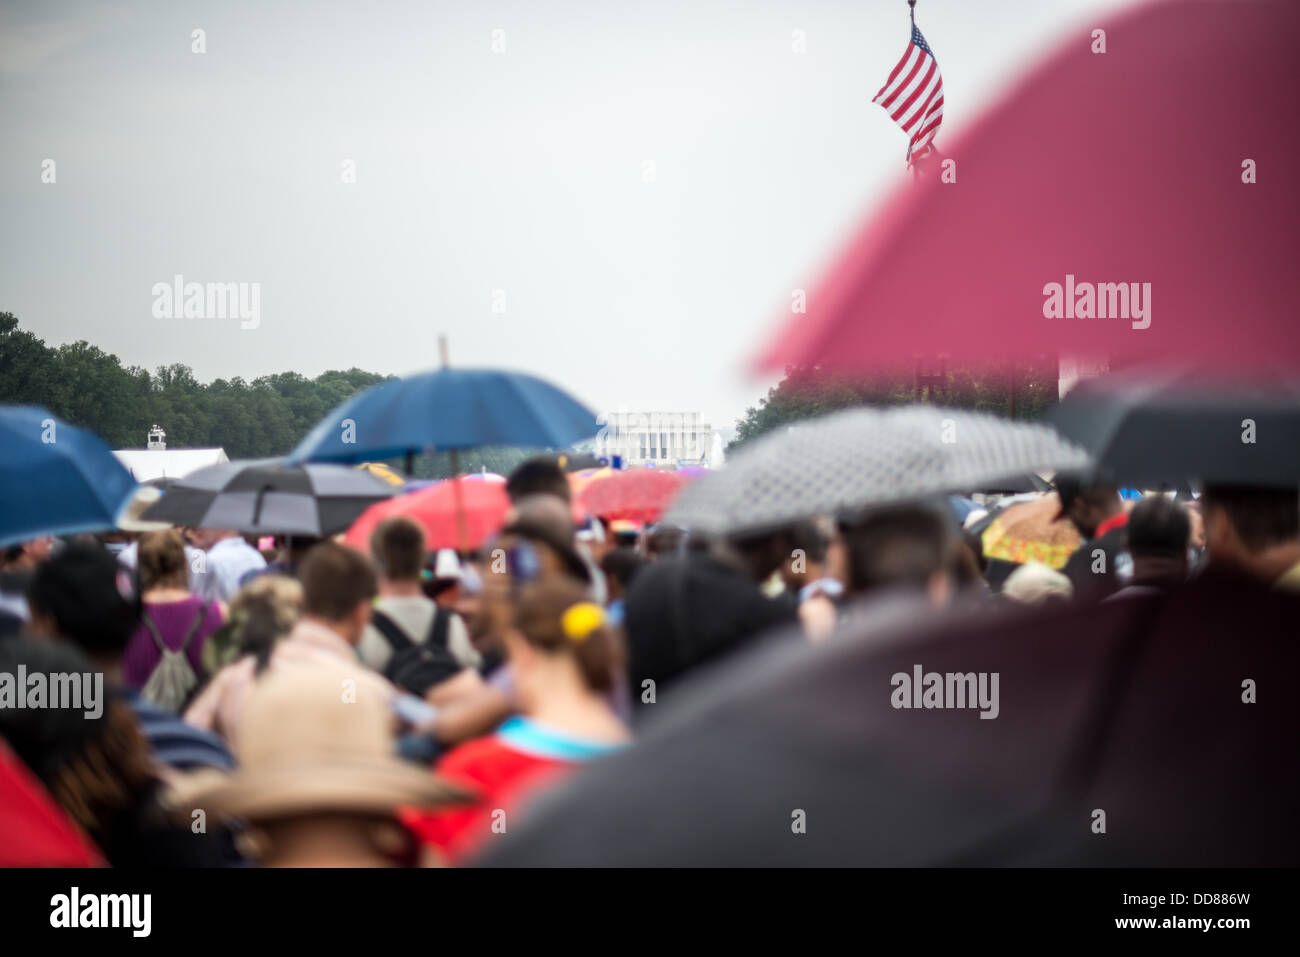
top-left (1, 0), bottom-right (1134, 434)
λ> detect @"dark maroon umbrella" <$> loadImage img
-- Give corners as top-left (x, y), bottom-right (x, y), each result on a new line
top-left (479, 571), bottom-right (1300, 866)
top-left (754, 0), bottom-right (1300, 374)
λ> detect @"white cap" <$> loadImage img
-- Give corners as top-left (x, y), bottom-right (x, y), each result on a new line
top-left (433, 549), bottom-right (462, 581)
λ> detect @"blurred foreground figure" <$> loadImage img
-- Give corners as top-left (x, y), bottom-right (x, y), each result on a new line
top-left (0, 639), bottom-right (236, 866)
top-left (166, 659), bottom-right (468, 867)
top-left (479, 566), bottom-right (1299, 866)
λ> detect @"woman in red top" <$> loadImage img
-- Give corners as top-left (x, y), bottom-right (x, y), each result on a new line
top-left (402, 577), bottom-right (630, 864)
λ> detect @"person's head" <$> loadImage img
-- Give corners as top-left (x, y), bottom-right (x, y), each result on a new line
top-left (0, 639), bottom-right (155, 849)
top-left (504, 578), bottom-right (621, 709)
top-left (473, 500), bottom-right (590, 650)
top-left (26, 543), bottom-right (141, 665)
top-left (506, 457), bottom-right (571, 504)
top-left (839, 503), bottom-right (958, 606)
top-left (297, 543), bottom-right (378, 645)
top-left (1126, 496), bottom-right (1191, 585)
top-left (219, 574), bottom-right (305, 671)
top-left (136, 529), bottom-right (189, 592)
top-left (779, 519), bottom-right (832, 590)
top-left (1054, 476), bottom-right (1122, 539)
top-left (369, 517), bottom-right (426, 585)
top-left (1201, 484), bottom-right (1300, 581)
top-left (4, 536), bottom-right (54, 570)
top-left (1002, 561), bottom-right (1074, 604)
top-left (646, 524), bottom-right (684, 559)
top-left (600, 547), bottom-right (645, 603)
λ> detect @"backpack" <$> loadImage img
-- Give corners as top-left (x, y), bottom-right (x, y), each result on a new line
top-left (371, 607), bottom-right (460, 697)
top-left (141, 602), bottom-right (210, 712)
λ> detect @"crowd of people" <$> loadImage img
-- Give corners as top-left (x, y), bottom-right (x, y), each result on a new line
top-left (1, 453), bottom-right (1298, 867)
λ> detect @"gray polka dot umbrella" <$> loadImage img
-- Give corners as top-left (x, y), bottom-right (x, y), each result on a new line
top-left (664, 406), bottom-right (1090, 537)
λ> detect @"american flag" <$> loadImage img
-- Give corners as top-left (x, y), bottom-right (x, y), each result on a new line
top-left (872, 24), bottom-right (944, 165)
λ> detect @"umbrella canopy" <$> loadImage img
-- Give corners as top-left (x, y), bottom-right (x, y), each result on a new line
top-left (288, 368), bottom-right (598, 464)
top-left (345, 478), bottom-right (511, 554)
top-left (1045, 366), bottom-right (1300, 488)
top-left (979, 493), bottom-right (1082, 573)
top-left (356, 461), bottom-right (406, 487)
top-left (0, 741), bottom-right (102, 867)
top-left (481, 568), bottom-right (1300, 866)
top-left (566, 467), bottom-right (614, 499)
top-left (141, 460), bottom-right (395, 536)
top-left (755, 0), bottom-right (1300, 374)
top-left (664, 406), bottom-right (1089, 538)
top-left (578, 469), bottom-right (689, 524)
top-left (0, 406), bottom-right (138, 547)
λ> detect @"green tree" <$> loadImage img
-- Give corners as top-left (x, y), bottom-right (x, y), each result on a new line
top-left (730, 360), bottom-right (1059, 454)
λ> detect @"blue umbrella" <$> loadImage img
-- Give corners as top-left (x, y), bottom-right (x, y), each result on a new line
top-left (0, 406), bottom-right (139, 547)
top-left (288, 366), bottom-right (599, 465)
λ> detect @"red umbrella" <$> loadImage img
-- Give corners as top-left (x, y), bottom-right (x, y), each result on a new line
top-left (346, 479), bottom-right (512, 553)
top-left (0, 741), bottom-right (102, 867)
top-left (755, 0), bottom-right (1300, 374)
top-left (579, 469), bottom-right (688, 525)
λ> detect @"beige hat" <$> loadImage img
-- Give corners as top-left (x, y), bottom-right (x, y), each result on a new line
top-left (165, 659), bottom-right (470, 822)
top-left (117, 486), bottom-right (173, 533)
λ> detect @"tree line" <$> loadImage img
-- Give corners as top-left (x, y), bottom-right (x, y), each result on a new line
top-left (729, 360), bottom-right (1060, 453)
top-left (0, 312), bottom-right (389, 458)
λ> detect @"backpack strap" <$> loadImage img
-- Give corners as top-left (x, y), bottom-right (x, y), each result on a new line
top-left (142, 612), bottom-right (167, 653)
top-left (371, 609), bottom-right (415, 654)
top-left (177, 601), bottom-right (211, 654)
top-left (426, 606), bottom-right (450, 650)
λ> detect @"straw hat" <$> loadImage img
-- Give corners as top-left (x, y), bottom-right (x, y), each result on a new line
top-left (117, 486), bottom-right (173, 533)
top-left (164, 659), bottom-right (470, 821)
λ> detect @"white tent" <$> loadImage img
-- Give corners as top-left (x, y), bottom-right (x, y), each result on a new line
top-left (113, 447), bottom-right (228, 483)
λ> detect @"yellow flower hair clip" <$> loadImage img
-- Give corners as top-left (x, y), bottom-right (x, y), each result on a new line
top-left (561, 602), bottom-right (605, 643)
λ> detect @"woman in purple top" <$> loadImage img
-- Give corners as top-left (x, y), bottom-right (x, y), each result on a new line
top-left (123, 530), bottom-right (225, 699)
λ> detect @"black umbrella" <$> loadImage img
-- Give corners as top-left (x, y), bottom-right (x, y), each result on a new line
top-left (1046, 365), bottom-right (1300, 488)
top-left (140, 460), bottom-right (395, 536)
top-left (478, 570), bottom-right (1300, 866)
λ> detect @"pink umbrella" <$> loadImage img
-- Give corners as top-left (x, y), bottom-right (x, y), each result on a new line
top-left (755, 0), bottom-right (1300, 374)
top-left (579, 469), bottom-right (689, 525)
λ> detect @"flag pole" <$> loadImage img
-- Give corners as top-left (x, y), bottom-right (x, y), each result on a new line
top-left (439, 335), bottom-right (469, 556)
top-left (909, 0), bottom-right (916, 27)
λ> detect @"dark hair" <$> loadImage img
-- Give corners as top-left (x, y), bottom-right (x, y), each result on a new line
top-left (27, 543), bottom-right (141, 657)
top-left (137, 529), bottom-right (189, 591)
top-left (297, 542), bottom-right (377, 621)
top-left (0, 639), bottom-right (155, 843)
top-left (1128, 497), bottom-right (1191, 559)
top-left (370, 517), bottom-right (426, 581)
top-left (840, 505), bottom-right (955, 595)
top-left (600, 547), bottom-right (645, 592)
top-left (646, 524), bottom-right (684, 557)
top-left (511, 578), bottom-right (620, 693)
top-left (506, 457), bottom-right (571, 504)
top-left (1055, 475), bottom-right (1120, 514)
top-left (1201, 484), bottom-right (1299, 552)
top-left (788, 520), bottom-right (830, 564)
